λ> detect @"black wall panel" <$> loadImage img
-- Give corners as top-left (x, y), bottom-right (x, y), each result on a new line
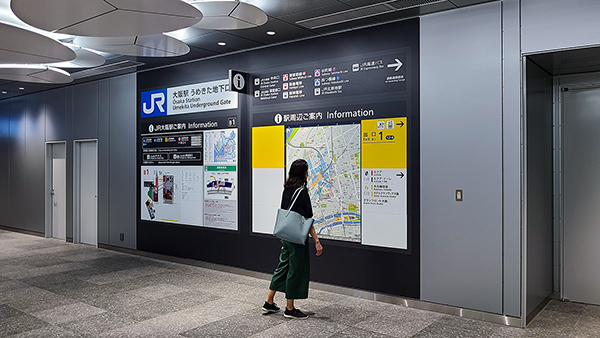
top-left (138, 19), bottom-right (420, 298)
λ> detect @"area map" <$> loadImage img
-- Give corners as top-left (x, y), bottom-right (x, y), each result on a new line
top-left (286, 124), bottom-right (361, 242)
top-left (205, 130), bottom-right (237, 164)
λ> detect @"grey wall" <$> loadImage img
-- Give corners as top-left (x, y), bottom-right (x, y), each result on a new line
top-left (502, 0), bottom-right (522, 318)
top-left (25, 93), bottom-right (46, 233)
top-left (522, 0), bottom-right (600, 54)
top-left (0, 100), bottom-right (9, 224)
top-left (561, 73), bottom-right (600, 305)
top-left (420, 2), bottom-right (504, 314)
top-left (9, 98), bottom-right (27, 230)
top-left (3, 0), bottom-right (600, 318)
top-left (525, 59), bottom-right (554, 316)
top-left (108, 75), bottom-right (137, 248)
top-left (98, 80), bottom-right (110, 245)
top-left (0, 74), bottom-right (136, 249)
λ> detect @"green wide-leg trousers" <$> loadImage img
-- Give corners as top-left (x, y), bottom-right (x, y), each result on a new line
top-left (269, 240), bottom-right (310, 299)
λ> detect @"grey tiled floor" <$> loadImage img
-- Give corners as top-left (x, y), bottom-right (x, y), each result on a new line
top-left (1, 229), bottom-right (599, 337)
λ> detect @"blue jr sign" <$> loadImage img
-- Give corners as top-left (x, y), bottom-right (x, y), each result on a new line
top-left (141, 89), bottom-right (167, 118)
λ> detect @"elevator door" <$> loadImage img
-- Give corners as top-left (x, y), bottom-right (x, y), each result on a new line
top-left (563, 86), bottom-right (600, 305)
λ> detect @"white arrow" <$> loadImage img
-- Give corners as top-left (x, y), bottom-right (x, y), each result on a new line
top-left (387, 58), bottom-right (403, 71)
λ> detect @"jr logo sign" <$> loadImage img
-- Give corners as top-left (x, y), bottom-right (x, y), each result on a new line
top-left (141, 89), bottom-right (167, 118)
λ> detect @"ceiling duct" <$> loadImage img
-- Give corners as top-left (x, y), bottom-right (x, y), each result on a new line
top-left (387, 0), bottom-right (447, 10)
top-left (296, 0), bottom-right (447, 29)
top-left (71, 60), bottom-right (144, 80)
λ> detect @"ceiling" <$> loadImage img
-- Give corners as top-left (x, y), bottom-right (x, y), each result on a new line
top-left (0, 0), bottom-right (496, 98)
top-left (528, 46), bottom-right (600, 76)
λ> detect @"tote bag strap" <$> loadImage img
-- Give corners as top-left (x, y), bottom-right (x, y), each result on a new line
top-left (286, 187), bottom-right (304, 214)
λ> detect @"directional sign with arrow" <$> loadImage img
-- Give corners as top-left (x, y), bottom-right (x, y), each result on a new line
top-left (387, 58), bottom-right (403, 71)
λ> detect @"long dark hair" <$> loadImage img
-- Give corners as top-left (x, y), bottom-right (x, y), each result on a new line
top-left (285, 159), bottom-right (308, 188)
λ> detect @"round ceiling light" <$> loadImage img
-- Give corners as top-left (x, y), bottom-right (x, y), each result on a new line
top-left (218, 41), bottom-right (227, 46)
top-left (190, 1), bottom-right (267, 30)
top-left (266, 31), bottom-right (276, 36)
top-left (11, 0), bottom-right (203, 37)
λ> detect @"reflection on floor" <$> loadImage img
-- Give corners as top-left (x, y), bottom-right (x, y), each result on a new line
top-left (0, 229), bottom-right (598, 337)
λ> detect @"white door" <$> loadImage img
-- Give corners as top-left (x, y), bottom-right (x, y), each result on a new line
top-left (563, 86), bottom-right (600, 305)
top-left (78, 141), bottom-right (98, 246)
top-left (51, 144), bottom-right (66, 240)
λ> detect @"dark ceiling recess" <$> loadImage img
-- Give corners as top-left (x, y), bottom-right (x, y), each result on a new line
top-left (0, 0), bottom-right (498, 97)
top-left (528, 46), bottom-right (600, 76)
top-left (296, 0), bottom-right (446, 29)
top-left (297, 3), bottom-right (397, 29)
top-left (71, 60), bottom-right (145, 80)
top-left (388, 0), bottom-right (446, 10)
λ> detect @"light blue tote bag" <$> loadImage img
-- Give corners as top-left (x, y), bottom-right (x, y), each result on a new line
top-left (273, 187), bottom-right (314, 245)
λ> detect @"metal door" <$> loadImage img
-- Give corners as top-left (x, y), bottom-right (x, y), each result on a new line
top-left (51, 143), bottom-right (66, 239)
top-left (76, 140), bottom-right (98, 246)
top-left (563, 86), bottom-right (600, 304)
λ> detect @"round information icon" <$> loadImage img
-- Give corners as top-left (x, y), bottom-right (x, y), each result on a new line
top-left (233, 73), bottom-right (245, 91)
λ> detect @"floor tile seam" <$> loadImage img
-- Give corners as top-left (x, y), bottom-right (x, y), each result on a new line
top-left (55, 310), bottom-right (139, 326)
top-left (96, 245), bottom-right (271, 282)
top-left (102, 313), bottom-right (224, 336)
top-left (123, 288), bottom-right (192, 301)
top-left (320, 322), bottom-right (355, 338)
top-left (81, 269), bottom-right (176, 284)
top-left (353, 316), bottom-right (438, 336)
top-left (19, 324), bottom-right (78, 338)
top-left (29, 304), bottom-right (108, 321)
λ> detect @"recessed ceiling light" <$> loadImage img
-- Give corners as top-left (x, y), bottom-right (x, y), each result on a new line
top-left (266, 31), bottom-right (276, 36)
top-left (218, 41), bottom-right (227, 46)
top-left (1, 91), bottom-right (7, 94)
top-left (19, 87), bottom-right (24, 90)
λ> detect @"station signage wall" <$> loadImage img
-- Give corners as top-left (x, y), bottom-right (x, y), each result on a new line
top-left (137, 18), bottom-right (420, 299)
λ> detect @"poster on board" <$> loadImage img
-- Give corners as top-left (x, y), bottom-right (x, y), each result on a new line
top-left (139, 79), bottom-right (239, 231)
top-left (252, 102), bottom-right (408, 249)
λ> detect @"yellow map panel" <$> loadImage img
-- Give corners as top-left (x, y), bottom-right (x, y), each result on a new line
top-left (361, 117), bottom-right (407, 169)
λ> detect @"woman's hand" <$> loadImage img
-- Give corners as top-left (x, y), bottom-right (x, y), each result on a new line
top-left (315, 241), bottom-right (323, 256)
top-left (309, 224), bottom-right (322, 256)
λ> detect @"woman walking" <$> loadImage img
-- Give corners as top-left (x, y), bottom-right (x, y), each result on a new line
top-left (262, 159), bottom-right (323, 319)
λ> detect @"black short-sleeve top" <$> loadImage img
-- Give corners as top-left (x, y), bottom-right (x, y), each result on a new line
top-left (280, 186), bottom-right (313, 219)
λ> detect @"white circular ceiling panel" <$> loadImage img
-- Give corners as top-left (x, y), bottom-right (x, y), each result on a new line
top-left (74, 35), bottom-right (190, 57)
top-left (0, 22), bottom-right (76, 64)
top-left (11, 0), bottom-right (203, 37)
top-left (190, 1), bottom-right (267, 30)
top-left (0, 65), bottom-right (73, 84)
top-left (48, 45), bottom-right (106, 68)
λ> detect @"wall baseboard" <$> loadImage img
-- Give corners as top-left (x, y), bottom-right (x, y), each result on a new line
top-left (99, 243), bottom-right (523, 328)
top-left (0, 224), bottom-right (44, 237)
